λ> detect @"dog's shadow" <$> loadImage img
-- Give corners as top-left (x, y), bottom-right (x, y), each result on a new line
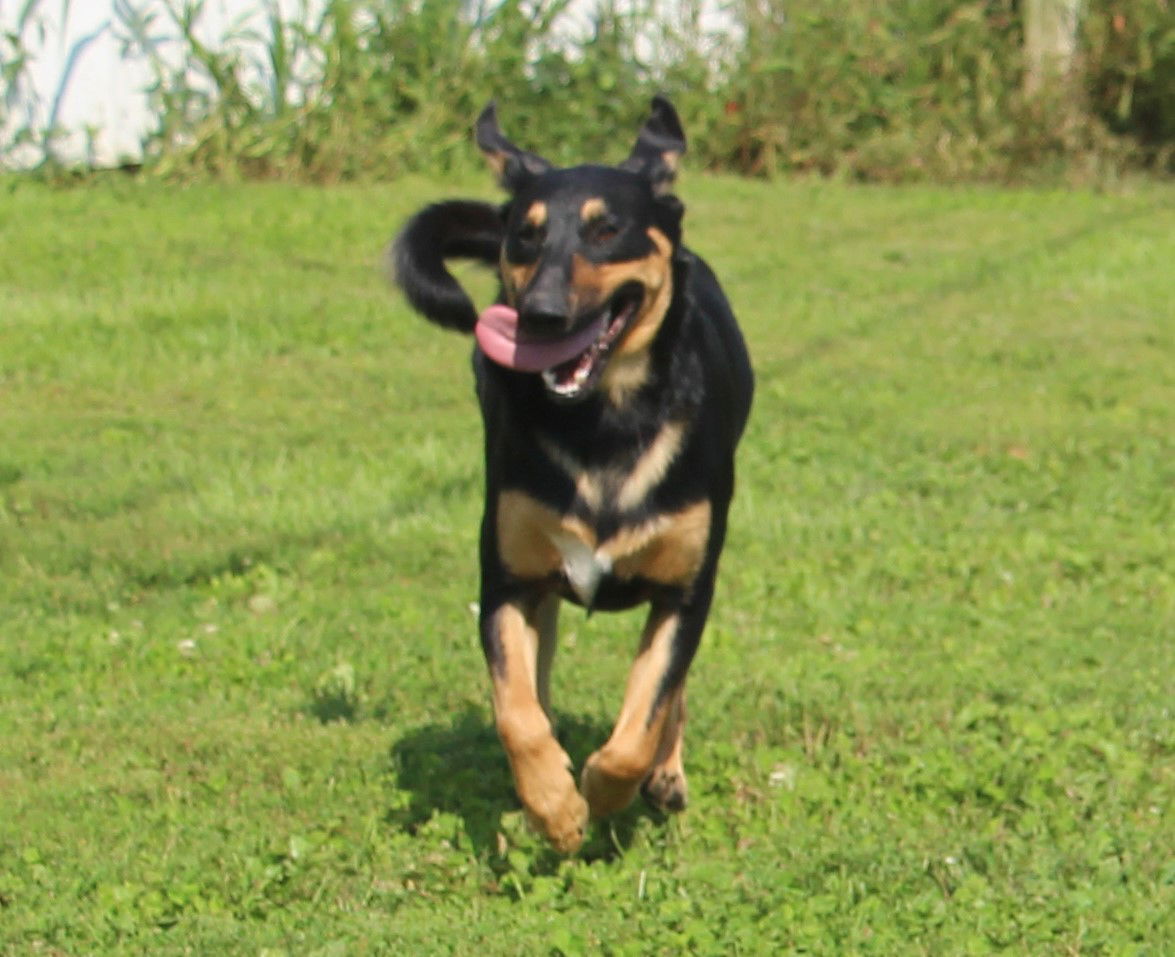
top-left (387, 706), bottom-right (667, 862)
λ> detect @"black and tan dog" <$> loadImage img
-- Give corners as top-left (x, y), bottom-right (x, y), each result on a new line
top-left (393, 97), bottom-right (753, 853)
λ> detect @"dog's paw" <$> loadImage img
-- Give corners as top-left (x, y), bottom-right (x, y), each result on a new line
top-left (641, 766), bottom-right (688, 813)
top-left (581, 749), bottom-right (646, 819)
top-left (521, 779), bottom-right (588, 854)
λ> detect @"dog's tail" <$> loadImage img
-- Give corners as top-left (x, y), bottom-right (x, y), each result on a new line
top-left (391, 200), bottom-right (502, 334)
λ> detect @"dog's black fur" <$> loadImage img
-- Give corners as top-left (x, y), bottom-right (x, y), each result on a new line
top-left (393, 97), bottom-right (752, 852)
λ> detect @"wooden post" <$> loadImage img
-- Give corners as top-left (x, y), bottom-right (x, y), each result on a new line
top-left (1023, 0), bottom-right (1082, 96)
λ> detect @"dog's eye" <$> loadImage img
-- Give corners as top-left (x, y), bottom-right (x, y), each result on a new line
top-left (516, 222), bottom-right (545, 246)
top-left (585, 219), bottom-right (620, 246)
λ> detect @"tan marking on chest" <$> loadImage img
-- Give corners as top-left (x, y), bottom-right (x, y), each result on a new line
top-left (496, 491), bottom-right (711, 600)
top-left (617, 422), bottom-right (684, 510)
top-left (537, 438), bottom-right (603, 511)
top-left (605, 500), bottom-right (711, 586)
top-left (497, 491), bottom-right (595, 583)
top-left (600, 352), bottom-right (651, 405)
top-left (539, 421), bottom-right (685, 514)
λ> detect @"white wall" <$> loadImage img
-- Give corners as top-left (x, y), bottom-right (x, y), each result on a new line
top-left (1, 0), bottom-right (733, 169)
top-left (0, 0), bottom-right (320, 167)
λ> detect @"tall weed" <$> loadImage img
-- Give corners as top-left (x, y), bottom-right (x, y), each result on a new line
top-left (113, 0), bottom-right (660, 180)
top-left (2, 0), bottom-right (108, 167)
top-left (1, 0), bottom-right (42, 160)
top-left (61, 0), bottom-right (1175, 180)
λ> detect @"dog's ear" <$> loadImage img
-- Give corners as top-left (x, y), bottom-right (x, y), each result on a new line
top-left (476, 102), bottom-right (552, 192)
top-left (619, 95), bottom-right (686, 195)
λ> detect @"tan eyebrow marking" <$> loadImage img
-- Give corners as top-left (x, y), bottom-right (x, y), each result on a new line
top-left (580, 197), bottom-right (608, 222)
top-left (525, 201), bottom-right (548, 227)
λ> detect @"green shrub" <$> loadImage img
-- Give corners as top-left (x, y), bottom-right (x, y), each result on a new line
top-left (115, 0), bottom-right (661, 180)
top-left (47, 0), bottom-right (1175, 181)
top-left (1083, 0), bottom-right (1175, 172)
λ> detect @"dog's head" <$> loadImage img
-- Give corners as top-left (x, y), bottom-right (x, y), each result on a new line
top-left (475, 97), bottom-right (687, 403)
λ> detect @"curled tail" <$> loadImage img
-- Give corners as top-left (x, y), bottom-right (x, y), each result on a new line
top-left (391, 199), bottom-right (503, 333)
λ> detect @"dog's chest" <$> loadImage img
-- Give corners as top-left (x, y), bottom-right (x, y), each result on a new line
top-left (495, 422), bottom-right (709, 605)
top-left (497, 490), bottom-right (710, 606)
top-left (547, 528), bottom-right (614, 605)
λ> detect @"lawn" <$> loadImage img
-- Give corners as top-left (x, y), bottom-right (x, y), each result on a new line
top-left (1, 173), bottom-right (1172, 954)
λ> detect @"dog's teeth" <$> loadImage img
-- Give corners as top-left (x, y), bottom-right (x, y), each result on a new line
top-left (542, 366), bottom-right (580, 397)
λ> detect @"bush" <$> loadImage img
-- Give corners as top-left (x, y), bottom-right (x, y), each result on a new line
top-left (115, 0), bottom-right (664, 180)
top-left (1083, 0), bottom-right (1175, 172)
top-left (75, 0), bottom-right (1175, 181)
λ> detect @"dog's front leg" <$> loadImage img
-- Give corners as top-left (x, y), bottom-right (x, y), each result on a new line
top-left (482, 594), bottom-right (587, 853)
top-left (580, 582), bottom-right (711, 818)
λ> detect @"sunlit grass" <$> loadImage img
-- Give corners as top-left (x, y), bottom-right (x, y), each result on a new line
top-left (1, 175), bottom-right (1172, 953)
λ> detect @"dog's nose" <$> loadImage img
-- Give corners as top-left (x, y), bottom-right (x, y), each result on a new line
top-left (519, 305), bottom-right (571, 338)
top-left (518, 269), bottom-right (572, 338)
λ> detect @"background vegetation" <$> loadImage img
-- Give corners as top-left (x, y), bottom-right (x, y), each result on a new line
top-left (4, 0), bottom-right (1175, 182)
top-left (2, 1), bottom-right (1172, 952)
top-left (1, 174), bottom-right (1172, 953)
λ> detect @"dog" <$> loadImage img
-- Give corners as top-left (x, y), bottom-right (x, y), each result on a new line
top-left (392, 96), bottom-right (753, 853)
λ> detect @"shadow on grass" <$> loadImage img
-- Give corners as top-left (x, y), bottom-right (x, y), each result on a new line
top-left (306, 662), bottom-right (362, 724)
top-left (308, 689), bottom-right (359, 724)
top-left (387, 705), bottom-right (669, 864)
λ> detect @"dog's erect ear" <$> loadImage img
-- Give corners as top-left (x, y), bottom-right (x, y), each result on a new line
top-left (476, 102), bottom-right (552, 192)
top-left (619, 95), bottom-right (687, 195)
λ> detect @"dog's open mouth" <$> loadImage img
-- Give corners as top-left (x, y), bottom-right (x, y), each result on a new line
top-left (475, 286), bottom-right (642, 401)
top-left (539, 289), bottom-right (640, 401)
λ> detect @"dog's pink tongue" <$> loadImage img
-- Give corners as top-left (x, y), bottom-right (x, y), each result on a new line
top-left (476, 303), bottom-right (604, 373)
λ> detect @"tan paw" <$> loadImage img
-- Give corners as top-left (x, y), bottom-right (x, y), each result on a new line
top-left (581, 749), bottom-right (646, 819)
top-left (520, 770), bottom-right (588, 854)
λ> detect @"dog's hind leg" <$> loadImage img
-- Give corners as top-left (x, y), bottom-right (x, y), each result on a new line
top-left (641, 684), bottom-right (689, 812)
top-left (483, 595), bottom-right (587, 853)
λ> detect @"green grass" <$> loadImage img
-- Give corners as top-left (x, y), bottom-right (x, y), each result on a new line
top-left (1, 173), bottom-right (1172, 954)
